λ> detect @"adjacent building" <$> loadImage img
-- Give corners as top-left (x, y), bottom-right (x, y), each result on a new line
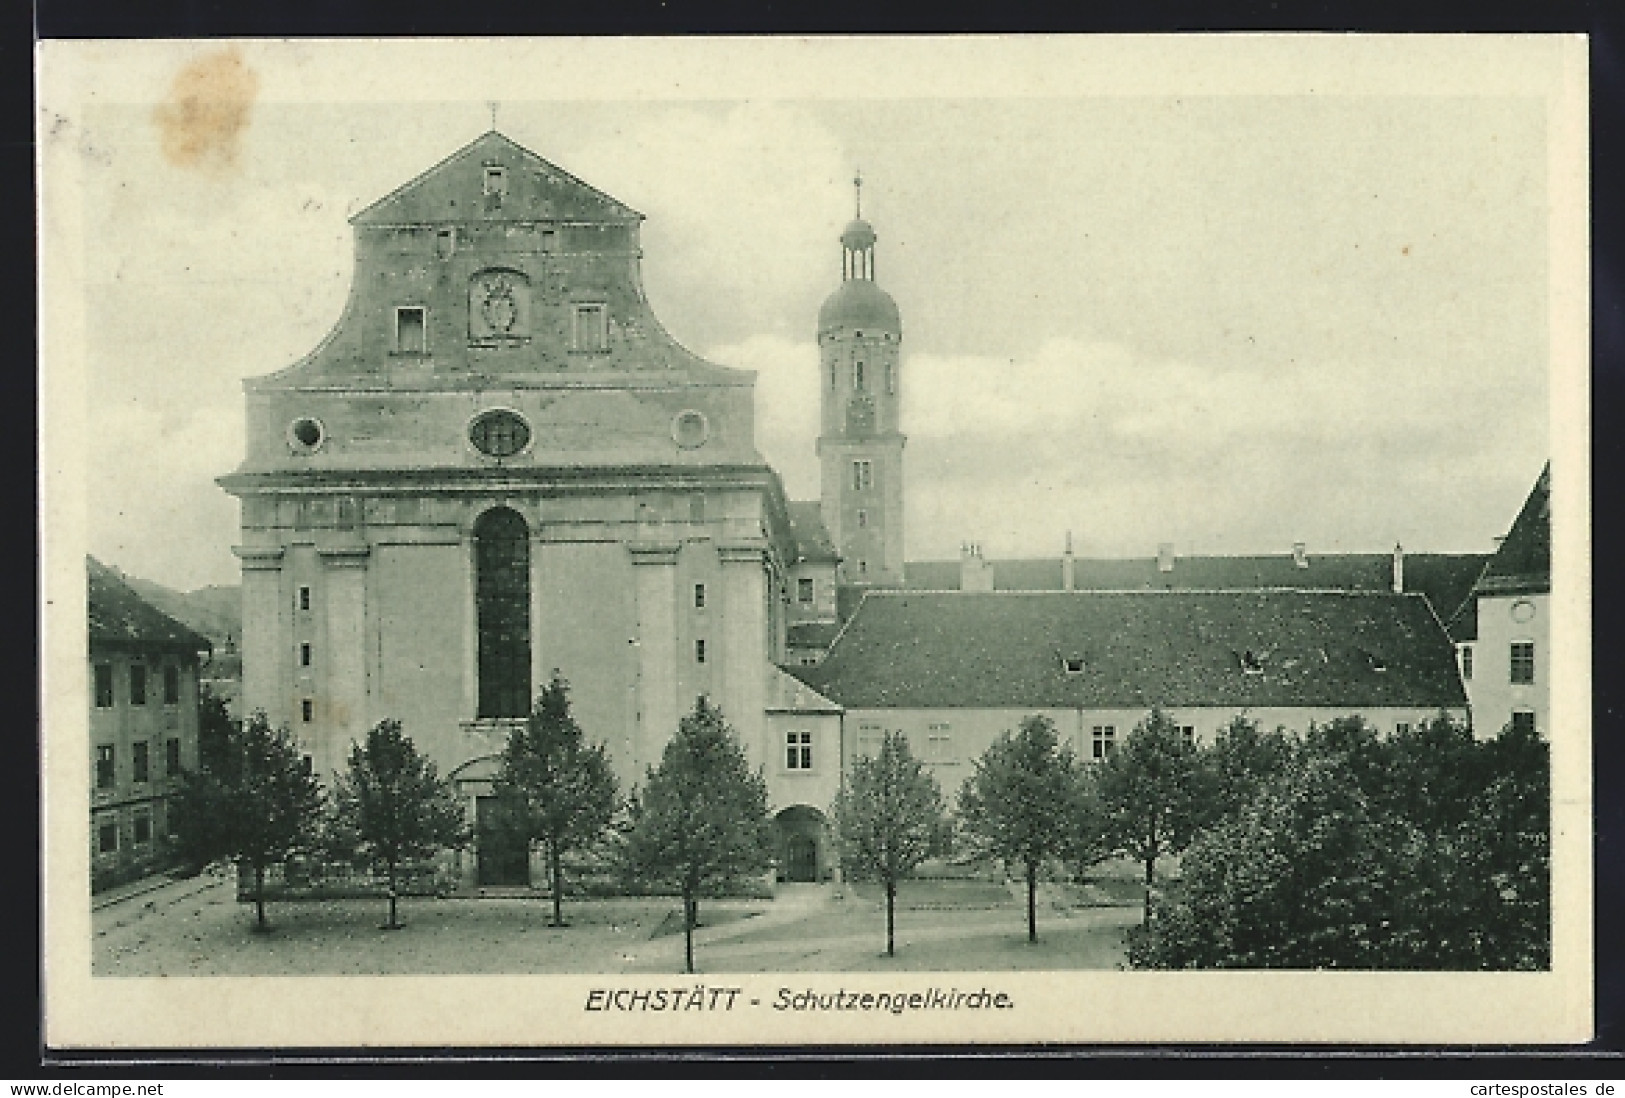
top-left (796, 589), bottom-right (1469, 800)
top-left (1450, 464), bottom-right (1550, 739)
top-left (88, 556), bottom-right (210, 891)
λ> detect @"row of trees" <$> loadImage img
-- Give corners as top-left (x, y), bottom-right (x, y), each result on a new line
top-left (171, 682), bottom-right (775, 973)
top-left (172, 685), bottom-right (1548, 972)
top-left (838, 707), bottom-right (1548, 970)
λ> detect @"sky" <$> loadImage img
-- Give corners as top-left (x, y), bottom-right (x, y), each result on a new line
top-left (61, 41), bottom-right (1559, 591)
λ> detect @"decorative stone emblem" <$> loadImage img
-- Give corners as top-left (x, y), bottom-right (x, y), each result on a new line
top-left (481, 274), bottom-right (519, 333)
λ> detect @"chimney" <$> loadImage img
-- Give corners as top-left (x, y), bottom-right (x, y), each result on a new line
top-left (961, 542), bottom-right (995, 593)
top-left (1157, 542), bottom-right (1175, 574)
top-left (1062, 530), bottom-right (1076, 592)
top-left (1292, 541), bottom-right (1308, 569)
top-left (1392, 542), bottom-right (1404, 593)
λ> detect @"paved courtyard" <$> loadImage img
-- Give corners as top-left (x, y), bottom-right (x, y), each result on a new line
top-left (92, 870), bottom-right (1140, 976)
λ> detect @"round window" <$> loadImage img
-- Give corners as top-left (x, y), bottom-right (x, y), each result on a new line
top-left (287, 417), bottom-right (324, 452)
top-left (469, 409), bottom-right (531, 457)
top-left (672, 409), bottom-right (709, 450)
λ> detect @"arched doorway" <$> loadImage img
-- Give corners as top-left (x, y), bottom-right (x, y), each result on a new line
top-left (448, 754), bottom-right (531, 889)
top-left (774, 805), bottom-right (829, 884)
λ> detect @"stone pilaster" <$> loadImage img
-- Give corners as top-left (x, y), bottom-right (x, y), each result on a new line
top-left (233, 545), bottom-right (285, 730)
top-left (718, 543), bottom-right (768, 770)
top-left (319, 545), bottom-right (370, 779)
top-left (629, 542), bottom-right (680, 778)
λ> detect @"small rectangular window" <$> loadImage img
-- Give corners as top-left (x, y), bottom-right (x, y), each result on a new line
top-left (301, 754), bottom-right (314, 776)
top-left (1510, 641), bottom-right (1536, 685)
top-left (786, 730), bottom-right (813, 770)
top-left (694, 584), bottom-right (706, 610)
top-left (132, 741), bottom-right (150, 784)
top-left (133, 810), bottom-right (152, 846)
top-left (573, 304), bottom-right (608, 352)
top-left (1511, 710), bottom-right (1537, 737)
top-left (695, 640), bottom-right (707, 664)
top-left (97, 820), bottom-right (118, 855)
top-left (298, 585), bottom-right (312, 612)
top-left (885, 362), bottom-right (895, 394)
top-left (851, 460), bottom-right (873, 491)
top-left (797, 577), bottom-right (814, 604)
top-left (483, 164), bottom-right (508, 196)
top-left (1460, 646), bottom-right (1474, 681)
top-left (300, 642), bottom-right (312, 667)
top-left (94, 664), bottom-right (114, 708)
top-left (435, 227), bottom-right (457, 259)
top-left (857, 510), bottom-right (868, 528)
top-left (1177, 725), bottom-right (1196, 745)
top-left (95, 745), bottom-right (115, 791)
top-left (1092, 725), bottom-right (1116, 759)
top-left (853, 361), bottom-right (866, 391)
top-left (302, 698), bottom-right (315, 723)
top-left (1063, 657), bottom-right (1085, 675)
top-left (163, 664), bottom-right (180, 705)
top-left (396, 306), bottom-right (427, 354)
top-left (858, 560), bottom-right (868, 575)
top-left (166, 737), bottom-right (182, 776)
top-left (129, 665), bottom-right (147, 706)
top-left (926, 722), bottom-right (953, 762)
top-left (1395, 722), bottom-right (1412, 737)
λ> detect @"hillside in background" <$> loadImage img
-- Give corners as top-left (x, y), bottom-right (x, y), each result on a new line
top-left (114, 570), bottom-right (240, 646)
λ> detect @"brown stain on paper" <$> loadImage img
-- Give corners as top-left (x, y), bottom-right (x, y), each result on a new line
top-left (151, 46), bottom-right (259, 173)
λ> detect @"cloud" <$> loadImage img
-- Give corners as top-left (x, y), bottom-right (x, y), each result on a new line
top-left (87, 400), bottom-right (246, 591)
top-left (565, 102), bottom-right (852, 346)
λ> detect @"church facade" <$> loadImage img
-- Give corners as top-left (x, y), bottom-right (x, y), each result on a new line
top-left (220, 132), bottom-right (843, 886)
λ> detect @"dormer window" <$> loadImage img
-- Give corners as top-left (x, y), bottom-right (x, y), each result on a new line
top-left (1063, 657), bottom-right (1086, 675)
top-left (396, 306), bottom-right (427, 354)
top-left (572, 304), bottom-right (608, 352)
top-left (1367, 652), bottom-right (1388, 673)
top-left (1240, 649), bottom-right (1265, 675)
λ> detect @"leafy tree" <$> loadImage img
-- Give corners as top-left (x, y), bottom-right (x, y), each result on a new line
top-left (622, 697), bottom-right (773, 973)
top-left (493, 674), bottom-right (620, 927)
top-left (1131, 714), bottom-right (1551, 971)
top-left (330, 718), bottom-right (469, 929)
top-left (1095, 709), bottom-right (1209, 926)
top-left (957, 715), bottom-right (1082, 943)
top-left (1128, 750), bottom-right (1386, 968)
top-left (168, 711), bottom-right (323, 931)
top-left (196, 685), bottom-right (237, 776)
top-left (1202, 714), bottom-right (1293, 825)
top-left (834, 730), bottom-right (952, 956)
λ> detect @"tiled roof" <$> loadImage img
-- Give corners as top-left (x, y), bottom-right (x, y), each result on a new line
top-left (900, 552), bottom-right (1486, 626)
top-left (796, 590), bottom-right (1466, 712)
top-left (1475, 464), bottom-right (1550, 597)
top-left (786, 501), bottom-right (839, 564)
top-left (88, 557), bottom-right (212, 656)
top-left (351, 132), bottom-right (641, 226)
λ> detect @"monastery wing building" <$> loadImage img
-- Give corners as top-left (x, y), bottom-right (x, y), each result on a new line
top-left (218, 132), bottom-right (844, 885)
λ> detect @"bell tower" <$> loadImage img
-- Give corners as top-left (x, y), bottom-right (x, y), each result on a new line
top-left (816, 174), bottom-right (904, 586)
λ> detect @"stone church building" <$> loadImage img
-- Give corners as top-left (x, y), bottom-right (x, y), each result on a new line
top-left (220, 131), bottom-right (856, 886)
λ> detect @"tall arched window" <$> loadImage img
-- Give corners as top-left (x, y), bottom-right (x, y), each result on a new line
top-left (475, 507), bottom-right (531, 718)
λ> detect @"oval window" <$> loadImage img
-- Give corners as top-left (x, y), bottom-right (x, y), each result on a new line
top-left (672, 410), bottom-right (709, 450)
top-left (469, 409), bottom-right (531, 458)
top-left (288, 417), bottom-right (324, 452)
